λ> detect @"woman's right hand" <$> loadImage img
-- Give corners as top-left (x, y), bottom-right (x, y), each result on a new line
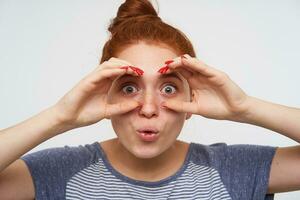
top-left (52, 57), bottom-right (142, 130)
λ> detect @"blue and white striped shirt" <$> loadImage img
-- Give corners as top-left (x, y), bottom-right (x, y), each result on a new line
top-left (21, 142), bottom-right (276, 200)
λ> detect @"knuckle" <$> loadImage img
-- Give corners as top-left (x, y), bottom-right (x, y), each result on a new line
top-left (220, 71), bottom-right (229, 78)
top-left (216, 71), bottom-right (229, 81)
top-left (189, 57), bottom-right (198, 65)
top-left (102, 61), bottom-right (109, 67)
top-left (108, 57), bottom-right (116, 61)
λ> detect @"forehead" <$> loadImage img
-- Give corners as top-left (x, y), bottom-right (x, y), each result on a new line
top-left (116, 42), bottom-right (178, 73)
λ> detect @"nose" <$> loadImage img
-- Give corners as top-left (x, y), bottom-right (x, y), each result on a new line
top-left (138, 91), bottom-right (160, 118)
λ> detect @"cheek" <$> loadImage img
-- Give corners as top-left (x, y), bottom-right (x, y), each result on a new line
top-left (164, 109), bottom-right (187, 128)
top-left (110, 115), bottom-right (130, 137)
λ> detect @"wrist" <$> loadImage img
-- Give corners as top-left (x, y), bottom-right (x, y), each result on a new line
top-left (229, 96), bottom-right (257, 124)
top-left (237, 96), bottom-right (264, 125)
top-left (45, 105), bottom-right (76, 135)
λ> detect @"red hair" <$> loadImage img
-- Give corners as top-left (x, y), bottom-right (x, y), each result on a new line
top-left (100, 0), bottom-right (196, 63)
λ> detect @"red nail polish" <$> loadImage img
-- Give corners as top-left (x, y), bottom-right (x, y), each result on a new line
top-left (162, 66), bottom-right (169, 73)
top-left (158, 67), bottom-right (164, 73)
top-left (120, 66), bottom-right (129, 70)
top-left (157, 67), bottom-right (163, 73)
top-left (158, 66), bottom-right (169, 74)
top-left (138, 69), bottom-right (144, 75)
top-left (128, 66), bottom-right (144, 76)
top-left (132, 66), bottom-right (144, 75)
top-left (128, 66), bottom-right (139, 75)
top-left (165, 60), bottom-right (174, 65)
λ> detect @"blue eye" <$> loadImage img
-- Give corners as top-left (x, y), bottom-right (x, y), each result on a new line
top-left (162, 85), bottom-right (177, 95)
top-left (122, 85), bottom-right (138, 94)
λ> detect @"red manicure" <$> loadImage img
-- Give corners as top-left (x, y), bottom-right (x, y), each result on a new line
top-left (158, 66), bottom-right (169, 74)
top-left (162, 66), bottom-right (169, 73)
top-left (120, 66), bottom-right (129, 70)
top-left (165, 60), bottom-right (174, 65)
top-left (127, 66), bottom-right (144, 75)
top-left (120, 66), bottom-right (142, 75)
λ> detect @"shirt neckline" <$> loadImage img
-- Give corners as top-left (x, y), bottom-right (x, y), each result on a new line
top-left (93, 141), bottom-right (194, 187)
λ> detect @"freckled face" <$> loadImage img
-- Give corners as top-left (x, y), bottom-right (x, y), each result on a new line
top-left (107, 42), bottom-right (191, 159)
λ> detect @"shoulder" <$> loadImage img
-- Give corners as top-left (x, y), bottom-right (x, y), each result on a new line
top-left (189, 142), bottom-right (277, 171)
top-left (189, 142), bottom-right (227, 166)
top-left (21, 142), bottom-right (101, 168)
top-left (189, 142), bottom-right (277, 199)
top-left (20, 142), bottom-right (102, 199)
top-left (190, 142), bottom-right (276, 158)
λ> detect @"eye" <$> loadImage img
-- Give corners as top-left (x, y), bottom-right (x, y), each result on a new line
top-left (122, 85), bottom-right (138, 94)
top-left (161, 84), bottom-right (177, 95)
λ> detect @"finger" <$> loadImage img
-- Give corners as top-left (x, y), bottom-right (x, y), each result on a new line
top-left (171, 67), bottom-right (193, 80)
top-left (94, 62), bottom-right (144, 76)
top-left (108, 57), bottom-right (132, 66)
top-left (105, 100), bottom-right (140, 117)
top-left (160, 57), bottom-right (194, 77)
top-left (89, 67), bottom-right (139, 84)
top-left (162, 100), bottom-right (198, 114)
top-left (93, 57), bottom-right (133, 72)
top-left (167, 54), bottom-right (217, 77)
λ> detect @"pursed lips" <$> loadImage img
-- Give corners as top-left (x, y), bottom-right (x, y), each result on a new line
top-left (137, 127), bottom-right (159, 134)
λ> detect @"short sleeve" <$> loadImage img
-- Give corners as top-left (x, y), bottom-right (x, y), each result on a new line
top-left (220, 144), bottom-right (277, 200)
top-left (20, 143), bottom-right (99, 199)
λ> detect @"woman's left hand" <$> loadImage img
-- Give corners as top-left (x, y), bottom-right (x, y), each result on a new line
top-left (162, 54), bottom-right (251, 121)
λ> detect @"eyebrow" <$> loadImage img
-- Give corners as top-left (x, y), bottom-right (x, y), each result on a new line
top-left (116, 72), bottom-right (184, 83)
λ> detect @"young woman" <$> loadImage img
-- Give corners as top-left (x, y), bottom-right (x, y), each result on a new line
top-left (0, 0), bottom-right (299, 199)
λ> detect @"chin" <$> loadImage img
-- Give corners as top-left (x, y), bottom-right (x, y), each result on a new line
top-left (116, 134), bottom-right (178, 159)
top-left (129, 143), bottom-right (165, 159)
top-left (132, 151), bottom-right (160, 159)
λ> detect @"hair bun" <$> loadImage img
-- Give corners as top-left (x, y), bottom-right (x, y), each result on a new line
top-left (108, 0), bottom-right (160, 33)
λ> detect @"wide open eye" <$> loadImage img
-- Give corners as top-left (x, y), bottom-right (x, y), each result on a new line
top-left (122, 85), bottom-right (138, 94)
top-left (161, 84), bottom-right (177, 95)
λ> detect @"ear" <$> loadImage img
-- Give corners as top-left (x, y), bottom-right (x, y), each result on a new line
top-left (185, 112), bottom-right (192, 120)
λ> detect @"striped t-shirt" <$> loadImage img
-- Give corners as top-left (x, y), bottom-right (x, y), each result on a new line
top-left (21, 142), bottom-right (276, 200)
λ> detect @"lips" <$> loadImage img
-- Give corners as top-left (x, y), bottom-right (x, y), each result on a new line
top-left (137, 127), bottom-right (159, 134)
top-left (137, 127), bottom-right (159, 142)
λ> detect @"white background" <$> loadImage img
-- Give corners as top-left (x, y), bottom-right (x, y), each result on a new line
top-left (0, 0), bottom-right (299, 199)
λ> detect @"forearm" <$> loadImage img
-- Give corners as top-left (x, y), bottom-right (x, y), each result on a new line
top-left (0, 106), bottom-right (73, 172)
top-left (239, 96), bottom-right (300, 143)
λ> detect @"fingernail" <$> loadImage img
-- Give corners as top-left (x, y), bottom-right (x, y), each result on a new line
top-left (129, 66), bottom-right (144, 76)
top-left (135, 67), bottom-right (144, 75)
top-left (139, 70), bottom-right (144, 75)
top-left (157, 67), bottom-right (164, 73)
top-left (120, 66), bottom-right (129, 70)
top-left (128, 66), bottom-right (139, 75)
top-left (163, 66), bottom-right (169, 73)
top-left (165, 60), bottom-right (174, 65)
top-left (157, 66), bottom-right (169, 74)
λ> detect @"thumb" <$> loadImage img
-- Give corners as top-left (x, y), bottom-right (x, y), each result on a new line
top-left (162, 100), bottom-right (196, 114)
top-left (105, 100), bottom-right (140, 117)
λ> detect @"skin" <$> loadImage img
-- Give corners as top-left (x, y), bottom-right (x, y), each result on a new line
top-left (100, 42), bottom-right (192, 181)
top-left (99, 41), bottom-right (300, 193)
top-left (1, 41), bottom-right (299, 199)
